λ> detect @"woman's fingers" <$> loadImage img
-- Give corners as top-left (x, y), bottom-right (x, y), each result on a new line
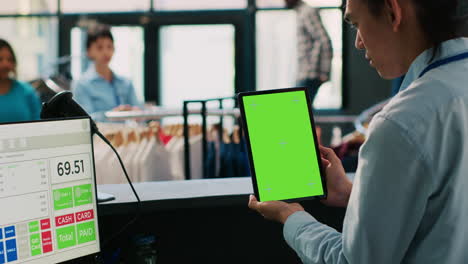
top-left (321, 157), bottom-right (330, 168)
top-left (319, 145), bottom-right (339, 162)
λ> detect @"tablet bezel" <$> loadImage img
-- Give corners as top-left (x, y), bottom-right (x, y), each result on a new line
top-left (238, 87), bottom-right (327, 202)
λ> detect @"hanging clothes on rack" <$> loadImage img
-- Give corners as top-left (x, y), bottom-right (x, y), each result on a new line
top-left (203, 125), bottom-right (250, 179)
top-left (93, 122), bottom-right (205, 184)
top-left (165, 124), bottom-right (203, 180)
top-left (204, 126), bottom-right (219, 179)
top-left (218, 128), bottom-right (235, 178)
top-left (232, 126), bottom-right (250, 177)
top-left (129, 127), bottom-right (151, 182)
top-left (101, 95), bottom-right (252, 180)
top-left (218, 126), bottom-right (250, 178)
top-left (95, 129), bottom-right (128, 184)
top-left (136, 124), bottom-right (173, 182)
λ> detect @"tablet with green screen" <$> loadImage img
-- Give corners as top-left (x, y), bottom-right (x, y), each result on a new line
top-left (238, 88), bottom-right (327, 202)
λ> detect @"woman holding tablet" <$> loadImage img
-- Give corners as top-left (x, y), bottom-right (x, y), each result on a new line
top-left (249, 0), bottom-right (468, 263)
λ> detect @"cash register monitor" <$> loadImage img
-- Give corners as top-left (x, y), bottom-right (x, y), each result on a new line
top-left (0, 118), bottom-right (100, 263)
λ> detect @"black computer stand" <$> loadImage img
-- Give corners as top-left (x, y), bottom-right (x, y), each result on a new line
top-left (40, 91), bottom-right (140, 204)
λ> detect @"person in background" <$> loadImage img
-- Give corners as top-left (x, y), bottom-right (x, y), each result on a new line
top-left (249, 0), bottom-right (468, 263)
top-left (286, 0), bottom-right (333, 105)
top-left (73, 24), bottom-right (141, 122)
top-left (0, 39), bottom-right (41, 123)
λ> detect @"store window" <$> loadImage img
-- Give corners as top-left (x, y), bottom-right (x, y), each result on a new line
top-left (61, 0), bottom-right (150, 13)
top-left (159, 24), bottom-right (236, 107)
top-left (256, 1), bottom-right (343, 109)
top-left (154, 0), bottom-right (247, 10)
top-left (256, 10), bottom-right (297, 93)
top-left (314, 8), bottom-right (343, 109)
top-left (70, 26), bottom-right (145, 102)
top-left (0, 0), bottom-right (57, 15)
top-left (0, 17), bottom-right (58, 81)
top-left (256, 0), bottom-right (342, 8)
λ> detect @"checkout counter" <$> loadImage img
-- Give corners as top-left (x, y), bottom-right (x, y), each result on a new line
top-left (96, 176), bottom-right (351, 263)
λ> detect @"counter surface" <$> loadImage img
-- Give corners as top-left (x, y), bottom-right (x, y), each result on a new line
top-left (97, 174), bottom-right (355, 215)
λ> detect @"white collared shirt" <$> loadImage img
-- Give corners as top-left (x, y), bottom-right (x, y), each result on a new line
top-left (284, 38), bottom-right (468, 263)
top-left (72, 64), bottom-right (141, 121)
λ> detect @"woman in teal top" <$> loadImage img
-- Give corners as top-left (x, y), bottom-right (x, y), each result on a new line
top-left (0, 39), bottom-right (41, 123)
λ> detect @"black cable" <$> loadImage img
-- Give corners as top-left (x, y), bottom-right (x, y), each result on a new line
top-left (38, 91), bottom-right (143, 250)
top-left (96, 131), bottom-right (141, 248)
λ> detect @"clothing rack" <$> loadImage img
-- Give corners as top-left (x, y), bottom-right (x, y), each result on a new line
top-left (105, 104), bottom-right (359, 180)
top-left (182, 97), bottom-right (236, 180)
top-left (105, 107), bottom-right (240, 121)
top-left (105, 108), bottom-right (357, 123)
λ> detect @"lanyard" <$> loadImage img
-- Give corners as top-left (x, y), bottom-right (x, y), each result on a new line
top-left (111, 81), bottom-right (121, 106)
top-left (419, 51), bottom-right (468, 78)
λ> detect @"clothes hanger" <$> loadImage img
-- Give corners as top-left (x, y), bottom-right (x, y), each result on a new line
top-left (223, 128), bottom-right (231, 144)
top-left (115, 131), bottom-right (126, 148)
top-left (232, 126), bottom-right (241, 144)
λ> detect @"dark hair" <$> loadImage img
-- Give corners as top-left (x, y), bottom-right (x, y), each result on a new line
top-left (0, 39), bottom-right (17, 65)
top-left (86, 24), bottom-right (114, 50)
top-left (285, 0), bottom-right (300, 8)
top-left (363, 0), bottom-right (460, 61)
top-left (0, 39), bottom-right (17, 77)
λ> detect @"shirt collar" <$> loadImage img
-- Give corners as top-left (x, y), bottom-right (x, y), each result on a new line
top-left (84, 63), bottom-right (122, 82)
top-left (400, 38), bottom-right (468, 92)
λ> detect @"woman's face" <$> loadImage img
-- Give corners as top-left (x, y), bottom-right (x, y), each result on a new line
top-left (87, 37), bottom-right (115, 67)
top-left (345, 0), bottom-right (410, 79)
top-left (0, 47), bottom-right (15, 80)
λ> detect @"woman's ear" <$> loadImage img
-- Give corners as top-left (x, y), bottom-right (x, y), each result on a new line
top-left (385, 0), bottom-right (402, 32)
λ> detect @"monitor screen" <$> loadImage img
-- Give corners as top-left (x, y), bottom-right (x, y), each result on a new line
top-left (0, 118), bottom-right (100, 263)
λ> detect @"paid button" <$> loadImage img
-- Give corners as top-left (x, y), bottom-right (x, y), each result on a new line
top-left (77, 221), bottom-right (96, 244)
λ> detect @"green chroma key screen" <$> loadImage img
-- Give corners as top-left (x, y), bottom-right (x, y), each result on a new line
top-left (241, 90), bottom-right (325, 201)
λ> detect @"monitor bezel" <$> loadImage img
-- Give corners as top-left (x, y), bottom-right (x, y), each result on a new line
top-left (0, 116), bottom-right (101, 262)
